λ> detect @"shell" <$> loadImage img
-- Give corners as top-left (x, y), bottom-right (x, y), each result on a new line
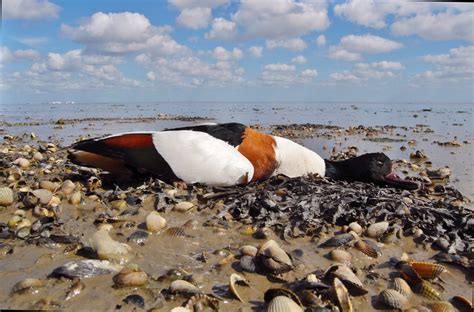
top-left (146, 211), bottom-right (167, 232)
top-left (52, 260), bottom-right (123, 278)
top-left (320, 232), bottom-right (358, 247)
top-left (392, 277), bottom-right (413, 298)
top-left (0, 187), bottom-right (14, 206)
top-left (39, 181), bottom-right (59, 192)
top-left (395, 261), bottom-right (423, 285)
top-left (127, 231), bottom-right (149, 245)
top-left (185, 294), bottom-right (219, 311)
top-left (122, 294), bottom-right (145, 309)
top-left (174, 201), bottom-right (195, 212)
top-left (169, 279), bottom-right (201, 295)
top-left (240, 245), bottom-right (258, 257)
top-left (413, 281), bottom-right (442, 301)
top-left (348, 222), bottom-right (363, 234)
top-left (240, 255), bottom-right (257, 273)
top-left (32, 189), bottom-right (53, 205)
top-left (326, 264), bottom-right (368, 296)
top-left (89, 227), bottom-right (131, 263)
top-left (408, 261), bottom-right (447, 279)
top-left (427, 302), bottom-right (455, 312)
top-left (267, 296), bottom-right (303, 312)
top-left (450, 295), bottom-right (473, 312)
top-left (258, 240), bottom-right (292, 273)
top-left (378, 289), bottom-right (409, 310)
top-left (163, 227), bottom-right (187, 237)
top-left (69, 191), bottom-right (82, 205)
top-left (110, 199), bottom-right (127, 210)
top-left (229, 273), bottom-right (250, 302)
top-left (15, 157), bottom-right (31, 168)
top-left (366, 221), bottom-right (389, 238)
top-left (328, 249), bottom-right (352, 266)
top-left (113, 266), bottom-right (148, 287)
top-left (33, 152), bottom-right (43, 161)
top-left (12, 278), bottom-right (47, 293)
top-left (61, 180), bottom-right (76, 195)
top-left (65, 279), bottom-right (85, 301)
top-left (264, 288), bottom-right (303, 307)
top-left (332, 277), bottom-right (352, 312)
top-left (354, 239), bottom-right (381, 258)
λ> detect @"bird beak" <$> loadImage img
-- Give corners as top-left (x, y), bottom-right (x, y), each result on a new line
top-left (382, 171), bottom-right (419, 190)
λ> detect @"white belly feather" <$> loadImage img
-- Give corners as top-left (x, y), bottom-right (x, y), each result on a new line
top-left (152, 131), bottom-right (254, 186)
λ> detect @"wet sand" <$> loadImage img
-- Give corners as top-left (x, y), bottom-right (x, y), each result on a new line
top-left (0, 103), bottom-right (473, 311)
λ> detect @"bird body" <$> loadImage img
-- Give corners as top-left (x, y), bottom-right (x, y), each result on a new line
top-left (68, 122), bottom-right (418, 190)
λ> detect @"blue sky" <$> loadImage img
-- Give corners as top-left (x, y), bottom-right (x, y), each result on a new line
top-left (1, 0), bottom-right (473, 104)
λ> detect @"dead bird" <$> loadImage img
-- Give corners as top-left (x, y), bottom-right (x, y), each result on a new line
top-left (68, 123), bottom-right (418, 190)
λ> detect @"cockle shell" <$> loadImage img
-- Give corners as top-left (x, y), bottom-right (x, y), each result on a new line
top-left (427, 301), bottom-right (455, 312)
top-left (378, 289), bottom-right (409, 310)
top-left (258, 240), bottom-right (292, 273)
top-left (185, 294), bottom-right (219, 311)
top-left (0, 187), bottom-right (14, 206)
top-left (113, 265), bottom-right (148, 287)
top-left (32, 189), bottom-right (53, 205)
top-left (408, 261), bottom-right (447, 279)
top-left (354, 239), bottom-right (382, 258)
top-left (413, 281), bottom-right (442, 301)
top-left (146, 211), bottom-right (166, 232)
top-left (174, 201), bottom-right (195, 212)
top-left (328, 249), bottom-right (352, 266)
top-left (366, 221), bottom-right (389, 238)
top-left (267, 296), bottom-right (303, 312)
top-left (89, 226), bottom-right (131, 264)
top-left (392, 277), bottom-right (413, 298)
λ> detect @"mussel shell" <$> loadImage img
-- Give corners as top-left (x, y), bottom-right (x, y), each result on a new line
top-left (122, 294), bottom-right (145, 309)
top-left (127, 230), bottom-right (149, 246)
top-left (408, 261), bottom-right (447, 279)
top-left (240, 255), bottom-right (257, 273)
top-left (378, 289), bottom-right (409, 310)
top-left (354, 239), bottom-right (381, 258)
top-left (320, 233), bottom-right (357, 247)
top-left (267, 295), bottom-right (303, 312)
top-left (325, 264), bottom-right (368, 296)
top-left (52, 259), bottom-right (123, 279)
top-left (332, 277), bottom-right (352, 312)
top-left (450, 295), bottom-right (473, 312)
top-left (392, 277), bottom-right (412, 298)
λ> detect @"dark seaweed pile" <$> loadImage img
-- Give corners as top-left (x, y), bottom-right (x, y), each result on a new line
top-left (205, 175), bottom-right (473, 253)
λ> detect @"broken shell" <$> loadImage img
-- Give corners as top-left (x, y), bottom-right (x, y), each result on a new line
top-left (87, 176), bottom-right (102, 191)
top-left (0, 187), bottom-right (14, 206)
top-left (32, 189), bottom-right (53, 205)
top-left (169, 279), bottom-right (201, 295)
top-left (39, 181), bottom-right (59, 192)
top-left (325, 264), bottom-right (368, 296)
top-left (69, 192), bottom-right (82, 205)
top-left (392, 277), bottom-right (413, 298)
top-left (348, 222), bottom-right (363, 234)
top-left (229, 273), bottom-right (250, 302)
top-left (332, 277), bottom-right (352, 312)
top-left (240, 245), bottom-right (258, 257)
top-left (427, 301), bottom-right (455, 312)
top-left (146, 211), bottom-right (167, 232)
top-left (185, 294), bottom-right (219, 311)
top-left (328, 249), bottom-right (352, 266)
top-left (267, 296), bottom-right (303, 312)
top-left (413, 281), bottom-right (442, 301)
top-left (408, 261), bottom-right (447, 279)
top-left (354, 239), bottom-right (381, 258)
top-left (12, 278), bottom-right (47, 293)
top-left (258, 240), bottom-right (292, 273)
top-left (89, 227), bottom-right (131, 263)
top-left (174, 201), bottom-right (195, 212)
top-left (320, 232), bottom-right (358, 247)
top-left (366, 221), bottom-right (389, 238)
top-left (65, 279), bottom-right (85, 301)
top-left (48, 196), bottom-right (61, 207)
top-left (52, 260), bottom-right (123, 279)
top-left (113, 265), bottom-right (148, 287)
top-left (378, 289), bottom-right (409, 310)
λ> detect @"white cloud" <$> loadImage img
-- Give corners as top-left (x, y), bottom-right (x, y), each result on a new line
top-left (176, 7), bottom-right (212, 29)
top-left (13, 49), bottom-right (41, 60)
top-left (264, 63), bottom-right (295, 72)
top-left (391, 11), bottom-right (474, 42)
top-left (328, 46), bottom-right (362, 61)
top-left (329, 34), bottom-right (403, 61)
top-left (168, 0), bottom-right (228, 29)
top-left (291, 55), bottom-right (307, 64)
top-left (15, 37), bottom-right (48, 46)
top-left (205, 18), bottom-right (238, 40)
top-left (146, 71), bottom-right (156, 81)
top-left (1, 47), bottom-right (14, 64)
top-left (248, 46), bottom-right (263, 58)
top-left (266, 38), bottom-right (307, 51)
top-left (301, 69), bottom-right (318, 77)
top-left (233, 0), bottom-right (329, 39)
top-left (61, 12), bottom-right (188, 55)
top-left (211, 47), bottom-right (243, 61)
top-left (316, 35), bottom-right (326, 46)
top-left (330, 61), bottom-right (404, 83)
top-left (3, 0), bottom-right (60, 20)
top-left (334, 0), bottom-right (390, 29)
top-left (413, 45), bottom-right (474, 82)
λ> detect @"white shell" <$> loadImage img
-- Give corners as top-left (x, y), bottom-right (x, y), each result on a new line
top-left (0, 187), bottom-right (14, 206)
top-left (89, 227), bottom-right (131, 263)
top-left (174, 201), bottom-right (195, 212)
top-left (366, 221), bottom-right (389, 238)
top-left (146, 211), bottom-right (166, 232)
top-left (267, 296), bottom-right (303, 312)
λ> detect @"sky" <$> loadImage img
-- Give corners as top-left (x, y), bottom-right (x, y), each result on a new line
top-left (1, 0), bottom-right (473, 105)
